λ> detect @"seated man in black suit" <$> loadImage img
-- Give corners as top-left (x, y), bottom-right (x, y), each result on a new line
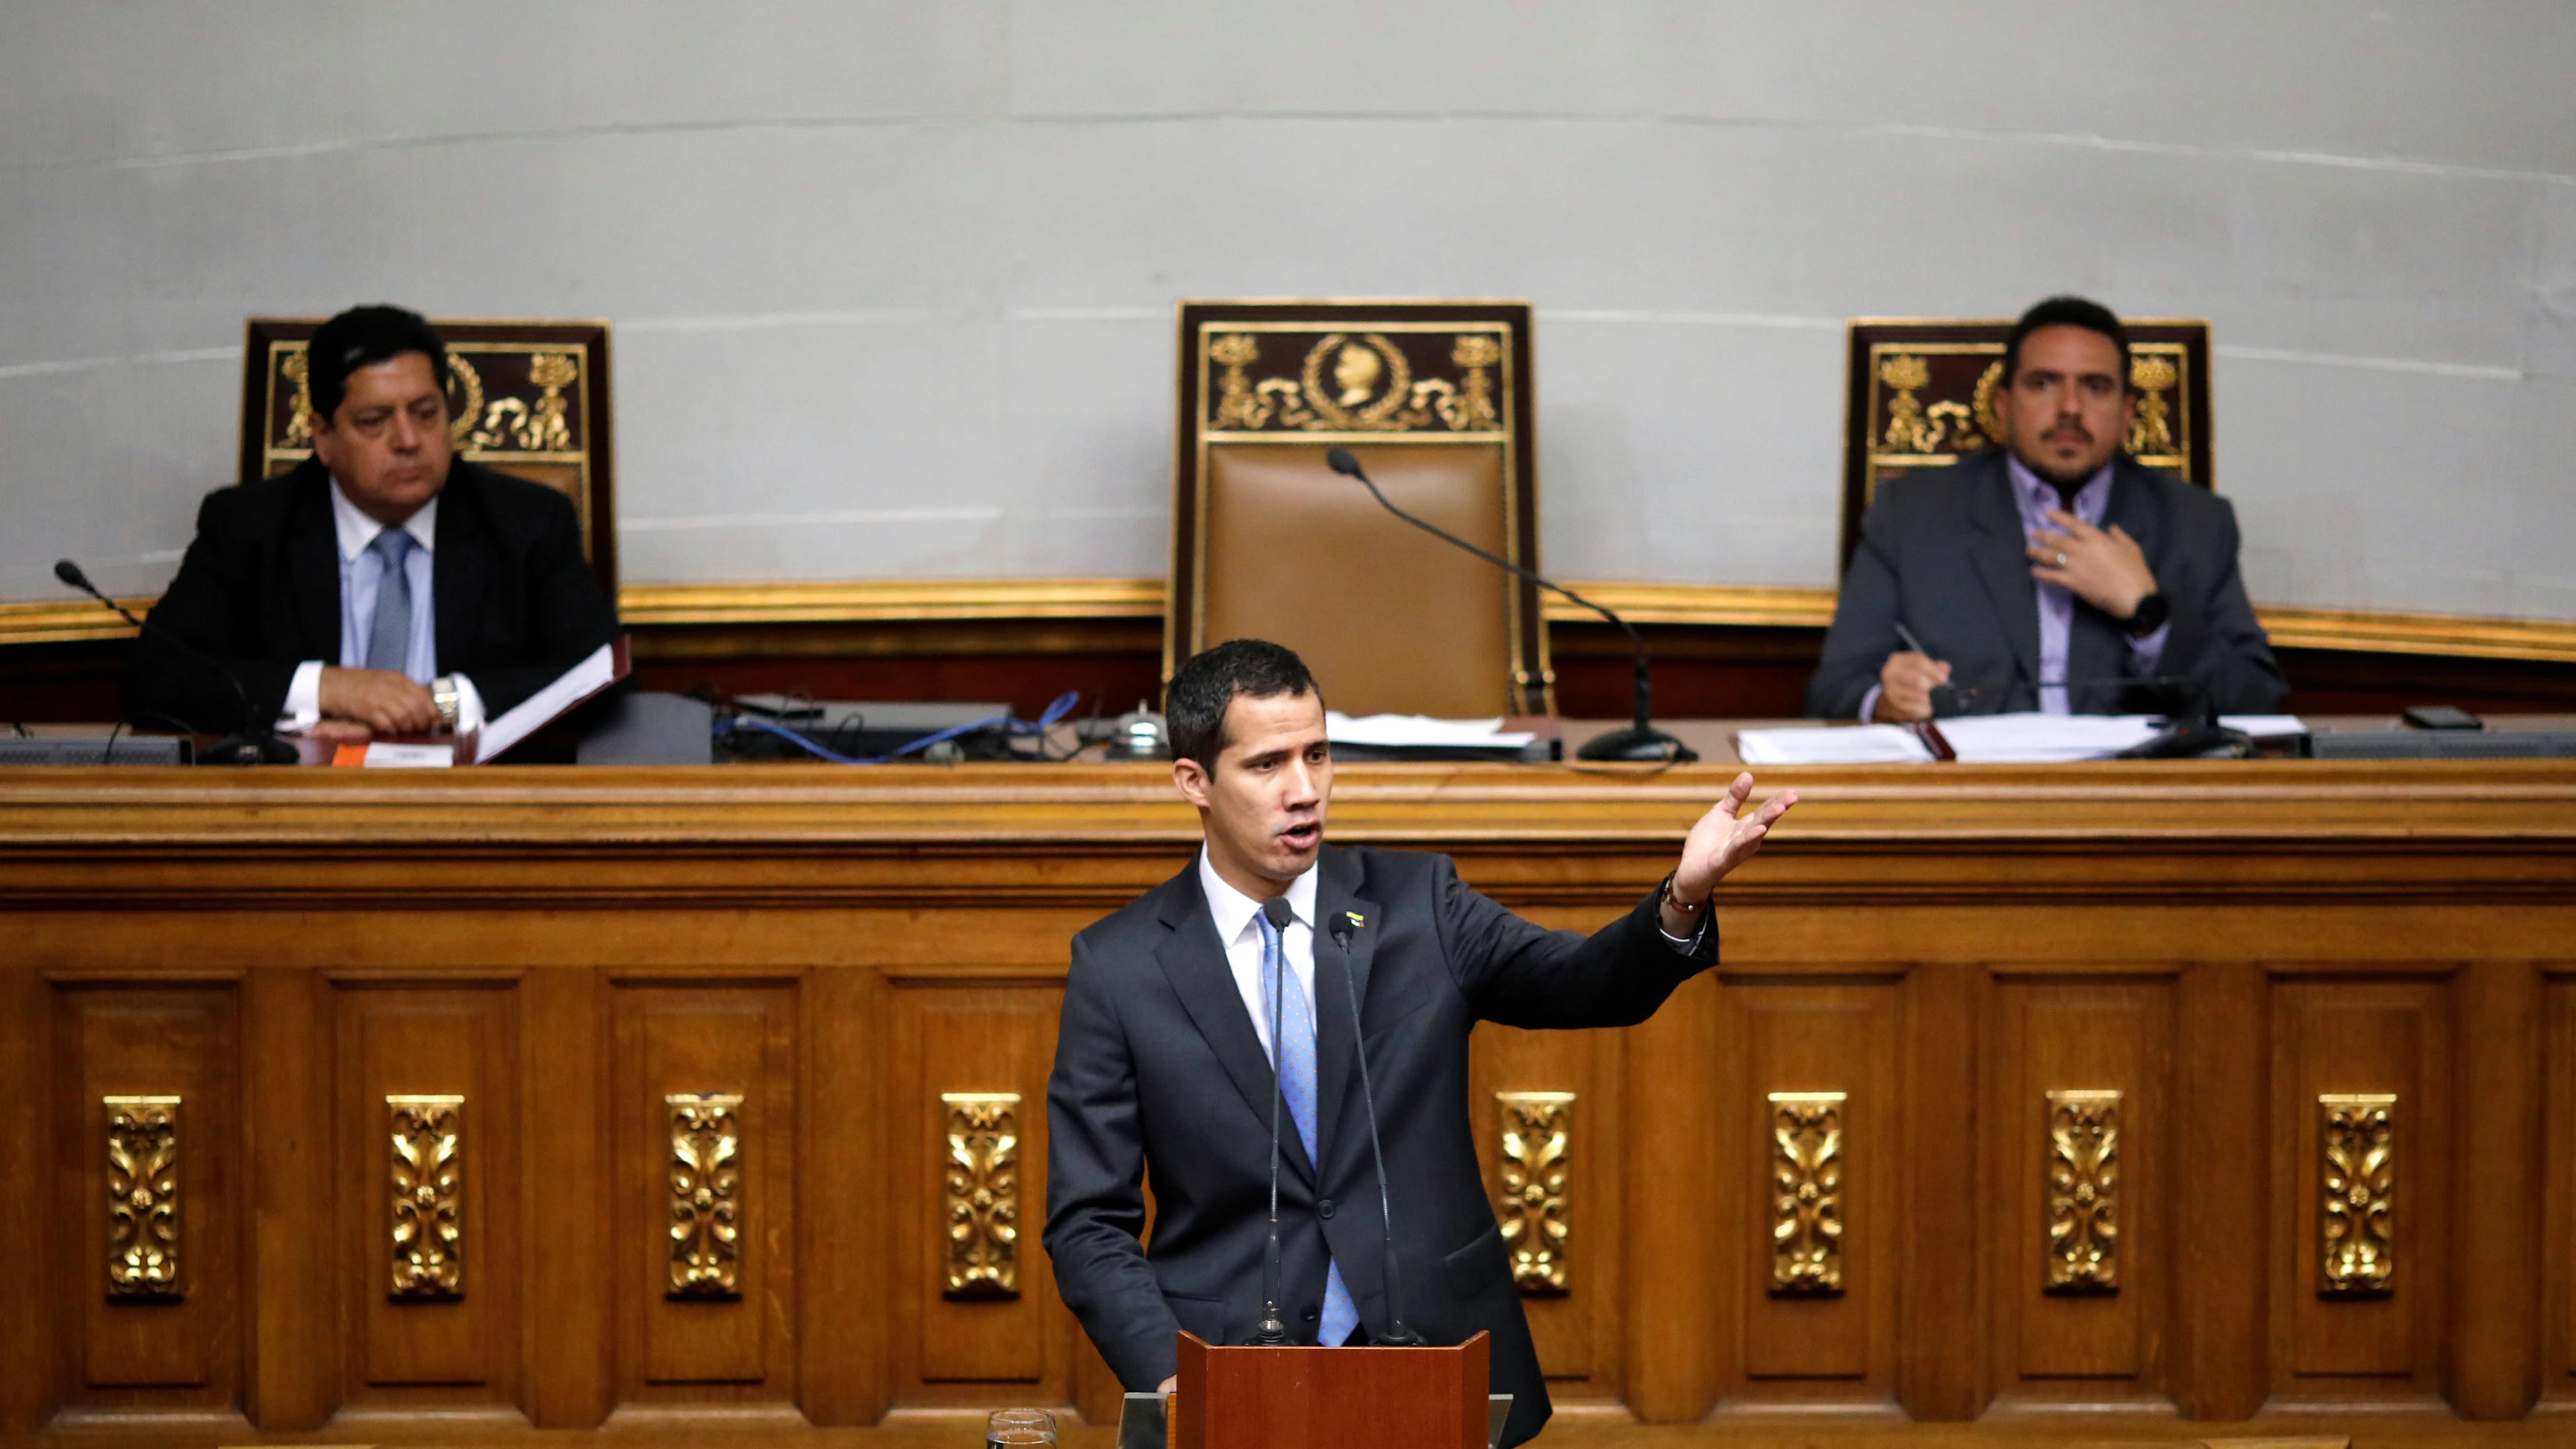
top-left (1808, 296), bottom-right (2287, 721)
top-left (128, 305), bottom-right (618, 745)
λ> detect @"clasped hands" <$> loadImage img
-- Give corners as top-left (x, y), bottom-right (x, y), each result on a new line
top-left (306, 665), bottom-right (440, 745)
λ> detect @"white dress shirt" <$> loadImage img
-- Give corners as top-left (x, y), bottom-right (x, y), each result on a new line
top-left (279, 481), bottom-right (484, 733)
top-left (1198, 847), bottom-right (1319, 1065)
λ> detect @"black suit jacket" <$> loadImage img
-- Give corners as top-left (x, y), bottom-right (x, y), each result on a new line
top-left (1044, 844), bottom-right (1717, 1448)
top-left (1807, 450), bottom-right (2287, 718)
top-left (127, 458), bottom-right (618, 734)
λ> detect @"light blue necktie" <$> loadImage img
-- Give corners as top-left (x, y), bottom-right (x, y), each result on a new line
top-left (365, 529), bottom-right (417, 674)
top-left (1257, 909), bottom-right (1359, 1347)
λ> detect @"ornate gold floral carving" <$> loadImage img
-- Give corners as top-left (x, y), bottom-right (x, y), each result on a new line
top-left (1208, 333), bottom-right (1270, 431)
top-left (2126, 352), bottom-right (2180, 456)
top-left (279, 350), bottom-right (315, 447)
top-left (942, 1092), bottom-right (1022, 1299)
top-left (388, 1094), bottom-right (464, 1299)
top-left (1202, 325), bottom-right (1510, 436)
top-left (668, 1092), bottom-right (744, 1299)
top-left (105, 1096), bottom-right (181, 1300)
top-left (442, 352), bottom-right (486, 448)
top-left (1769, 1091), bottom-right (1845, 1296)
top-left (470, 350), bottom-right (578, 452)
top-left (1496, 1091), bottom-right (1573, 1294)
top-left (2319, 1092), bottom-right (2395, 1297)
top-left (2044, 1088), bottom-right (2119, 1293)
top-left (1877, 352), bottom-right (1998, 456)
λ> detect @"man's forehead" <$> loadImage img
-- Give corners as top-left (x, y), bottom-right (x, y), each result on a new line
top-left (1220, 691), bottom-right (1326, 757)
top-left (2020, 326), bottom-right (2121, 375)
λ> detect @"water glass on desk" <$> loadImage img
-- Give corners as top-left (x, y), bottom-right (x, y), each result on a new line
top-left (989, 1406), bottom-right (1058, 1449)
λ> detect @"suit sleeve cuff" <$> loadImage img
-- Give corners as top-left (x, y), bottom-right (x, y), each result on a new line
top-left (278, 659), bottom-right (325, 732)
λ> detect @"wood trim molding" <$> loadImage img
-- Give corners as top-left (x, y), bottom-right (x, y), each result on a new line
top-left (8, 578), bottom-right (2576, 665)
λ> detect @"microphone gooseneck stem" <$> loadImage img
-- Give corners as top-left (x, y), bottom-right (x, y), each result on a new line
top-left (1334, 924), bottom-right (1419, 1347)
top-left (1252, 896), bottom-right (1292, 1345)
top-left (57, 557), bottom-right (294, 763)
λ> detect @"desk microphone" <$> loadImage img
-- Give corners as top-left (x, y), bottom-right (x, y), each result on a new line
top-left (1323, 447), bottom-right (1694, 763)
top-left (1330, 917), bottom-right (1420, 1347)
top-left (54, 558), bottom-right (298, 765)
top-left (1251, 895), bottom-right (1295, 1345)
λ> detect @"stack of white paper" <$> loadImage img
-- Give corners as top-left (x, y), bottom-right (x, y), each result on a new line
top-left (1734, 725), bottom-right (1936, 765)
top-left (1933, 713), bottom-right (2162, 762)
top-left (1325, 712), bottom-right (1535, 750)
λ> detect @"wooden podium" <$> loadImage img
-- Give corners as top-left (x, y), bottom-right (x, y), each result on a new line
top-left (1167, 1331), bottom-right (1490, 1449)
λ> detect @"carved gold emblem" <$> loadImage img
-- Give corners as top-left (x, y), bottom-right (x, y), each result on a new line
top-left (1496, 1091), bottom-right (1573, 1294)
top-left (2126, 351), bottom-right (2182, 456)
top-left (2044, 1089), bottom-right (2119, 1293)
top-left (105, 1096), bottom-right (181, 1300)
top-left (1878, 351), bottom-right (1995, 456)
top-left (2319, 1093), bottom-right (2395, 1297)
top-left (1202, 326), bottom-right (1510, 436)
top-left (941, 1092), bottom-right (1022, 1298)
top-left (668, 1092), bottom-right (744, 1298)
top-left (279, 350), bottom-right (316, 448)
top-left (1768, 1091), bottom-right (1845, 1296)
top-left (388, 1095), bottom-right (464, 1299)
top-left (442, 352), bottom-right (486, 448)
top-left (470, 350), bottom-right (579, 453)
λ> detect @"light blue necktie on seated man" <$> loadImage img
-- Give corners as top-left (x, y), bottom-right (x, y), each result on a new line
top-left (365, 528), bottom-right (417, 674)
top-left (1256, 909), bottom-right (1361, 1347)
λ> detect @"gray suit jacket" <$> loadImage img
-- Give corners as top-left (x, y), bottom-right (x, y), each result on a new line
top-left (1807, 451), bottom-right (2287, 719)
top-left (1044, 844), bottom-right (1717, 1449)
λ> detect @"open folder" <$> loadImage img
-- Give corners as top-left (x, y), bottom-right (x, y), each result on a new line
top-left (330, 637), bottom-right (631, 767)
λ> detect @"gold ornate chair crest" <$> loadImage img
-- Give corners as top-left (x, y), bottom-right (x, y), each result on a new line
top-left (1169, 300), bottom-right (1549, 718)
top-left (1839, 319), bottom-right (2212, 573)
top-left (240, 318), bottom-right (618, 598)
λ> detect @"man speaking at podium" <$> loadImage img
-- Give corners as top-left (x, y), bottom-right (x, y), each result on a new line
top-left (1044, 640), bottom-right (1794, 1447)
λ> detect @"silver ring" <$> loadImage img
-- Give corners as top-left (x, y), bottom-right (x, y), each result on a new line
top-left (2055, 551), bottom-right (2068, 568)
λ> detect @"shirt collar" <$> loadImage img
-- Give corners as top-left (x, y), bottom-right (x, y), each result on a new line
top-left (1197, 845), bottom-right (1320, 944)
top-left (328, 478), bottom-right (438, 563)
top-left (2003, 453), bottom-right (2114, 528)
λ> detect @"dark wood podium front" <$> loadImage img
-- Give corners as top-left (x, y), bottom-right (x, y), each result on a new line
top-left (1172, 1331), bottom-right (1487, 1449)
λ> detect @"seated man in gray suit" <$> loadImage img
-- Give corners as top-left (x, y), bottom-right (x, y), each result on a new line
top-left (1808, 297), bottom-right (2287, 721)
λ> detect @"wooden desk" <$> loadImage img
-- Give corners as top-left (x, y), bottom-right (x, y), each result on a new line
top-left (3, 757), bottom-right (2572, 1439)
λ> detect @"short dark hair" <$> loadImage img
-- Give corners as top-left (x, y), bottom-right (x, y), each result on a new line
top-left (1166, 638), bottom-right (1321, 770)
top-left (2003, 295), bottom-right (2132, 394)
top-left (308, 305), bottom-right (450, 422)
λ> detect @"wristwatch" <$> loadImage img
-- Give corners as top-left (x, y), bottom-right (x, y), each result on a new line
top-left (1658, 871), bottom-right (1706, 919)
top-left (431, 675), bottom-right (461, 730)
top-left (2123, 592), bottom-right (2170, 639)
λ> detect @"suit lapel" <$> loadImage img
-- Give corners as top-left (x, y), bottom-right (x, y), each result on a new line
top-left (1150, 863), bottom-right (1316, 1185)
top-left (1964, 456), bottom-right (2042, 692)
top-left (431, 464), bottom-right (485, 673)
top-left (1311, 846), bottom-right (1380, 1178)
top-left (284, 466), bottom-right (342, 662)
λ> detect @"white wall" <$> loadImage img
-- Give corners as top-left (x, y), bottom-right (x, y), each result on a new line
top-left (4, 2), bottom-right (2572, 622)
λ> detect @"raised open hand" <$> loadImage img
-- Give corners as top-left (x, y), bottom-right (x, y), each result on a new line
top-left (1671, 771), bottom-right (1797, 904)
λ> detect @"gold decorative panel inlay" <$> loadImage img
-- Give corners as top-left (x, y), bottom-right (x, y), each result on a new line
top-left (1768, 1091), bottom-right (1846, 1296)
top-left (261, 341), bottom-right (590, 470)
top-left (387, 1095), bottom-right (464, 1299)
top-left (2044, 1088), bottom-right (2120, 1294)
top-left (1864, 341), bottom-right (2193, 478)
top-left (105, 1095), bottom-right (181, 1300)
top-left (941, 1092), bottom-right (1022, 1299)
top-left (2319, 1092), bottom-right (2396, 1297)
top-left (1202, 325), bottom-right (1512, 436)
top-left (667, 1092), bottom-right (744, 1299)
top-left (1495, 1091), bottom-right (1574, 1294)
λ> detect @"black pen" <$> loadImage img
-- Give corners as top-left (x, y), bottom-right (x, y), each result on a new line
top-left (1894, 621), bottom-right (1931, 656)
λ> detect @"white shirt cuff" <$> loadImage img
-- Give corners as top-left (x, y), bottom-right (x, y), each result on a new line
top-left (450, 674), bottom-right (486, 735)
top-left (278, 659), bottom-right (325, 732)
top-left (1856, 683), bottom-right (1883, 724)
top-left (2127, 623), bottom-right (2172, 674)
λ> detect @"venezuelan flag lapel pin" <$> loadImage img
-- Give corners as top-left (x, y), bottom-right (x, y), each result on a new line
top-left (1345, 910), bottom-right (1365, 929)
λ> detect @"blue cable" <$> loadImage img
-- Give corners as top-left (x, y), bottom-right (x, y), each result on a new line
top-left (721, 691), bottom-right (1080, 765)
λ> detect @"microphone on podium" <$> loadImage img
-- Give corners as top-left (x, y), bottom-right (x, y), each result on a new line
top-left (1252, 895), bottom-right (1296, 1345)
top-left (1330, 916), bottom-right (1420, 1346)
top-left (1322, 447), bottom-right (1695, 763)
top-left (55, 558), bottom-right (298, 765)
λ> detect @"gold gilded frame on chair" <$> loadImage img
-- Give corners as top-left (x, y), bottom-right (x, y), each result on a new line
top-left (1167, 299), bottom-right (1552, 714)
top-left (240, 317), bottom-right (619, 602)
top-left (1839, 318), bottom-right (2214, 575)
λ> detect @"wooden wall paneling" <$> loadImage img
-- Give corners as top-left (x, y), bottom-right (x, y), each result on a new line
top-left (0, 963), bottom-right (49, 1433)
top-left (2544, 968), bottom-right (2576, 1411)
top-left (333, 981), bottom-right (523, 1413)
top-left (1897, 960), bottom-right (1983, 1420)
top-left (520, 966), bottom-right (609, 1427)
top-left (2448, 959), bottom-right (2541, 1418)
top-left (2173, 960), bottom-right (2268, 1420)
top-left (609, 980), bottom-right (799, 1414)
top-left (2268, 975), bottom-right (2452, 1407)
top-left (1713, 977), bottom-right (1900, 1413)
top-left (1617, 971), bottom-right (1721, 1422)
top-left (1983, 974), bottom-right (2176, 1411)
top-left (799, 963), bottom-right (886, 1426)
top-left (885, 977), bottom-right (1065, 1411)
top-left (242, 967), bottom-right (332, 1431)
top-left (50, 982), bottom-right (244, 1424)
top-left (1466, 1021), bottom-right (1622, 1411)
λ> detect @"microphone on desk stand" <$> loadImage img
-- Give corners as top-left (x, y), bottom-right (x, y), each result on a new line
top-left (1323, 447), bottom-right (1695, 764)
top-left (54, 559), bottom-right (298, 765)
top-left (1252, 895), bottom-right (1297, 1345)
top-left (1330, 916), bottom-right (1421, 1347)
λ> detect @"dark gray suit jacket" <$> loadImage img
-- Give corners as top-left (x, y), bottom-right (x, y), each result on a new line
top-left (1044, 844), bottom-right (1717, 1448)
top-left (1807, 451), bottom-right (2287, 719)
